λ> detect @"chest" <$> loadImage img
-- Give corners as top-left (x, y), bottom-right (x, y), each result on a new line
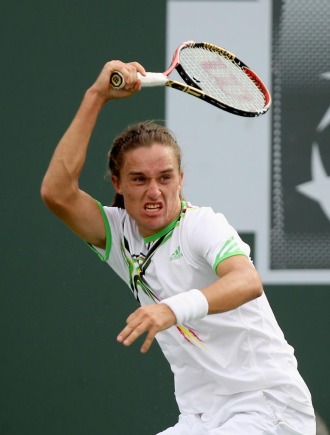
top-left (121, 232), bottom-right (201, 302)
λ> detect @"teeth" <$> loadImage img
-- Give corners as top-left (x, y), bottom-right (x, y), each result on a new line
top-left (146, 204), bottom-right (160, 210)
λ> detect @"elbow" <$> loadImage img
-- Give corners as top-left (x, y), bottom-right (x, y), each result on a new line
top-left (251, 271), bottom-right (264, 299)
top-left (40, 179), bottom-right (51, 207)
top-left (40, 177), bottom-right (71, 213)
top-left (40, 179), bottom-right (57, 209)
top-left (254, 283), bottom-right (264, 299)
top-left (241, 268), bottom-right (263, 302)
top-left (40, 180), bottom-right (50, 204)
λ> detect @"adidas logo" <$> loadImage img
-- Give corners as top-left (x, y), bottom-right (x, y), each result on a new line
top-left (170, 246), bottom-right (183, 261)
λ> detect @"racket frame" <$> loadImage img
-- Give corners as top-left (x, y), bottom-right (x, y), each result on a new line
top-left (110, 41), bottom-right (271, 117)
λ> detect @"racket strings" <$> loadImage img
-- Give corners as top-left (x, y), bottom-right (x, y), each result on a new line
top-left (180, 47), bottom-right (266, 112)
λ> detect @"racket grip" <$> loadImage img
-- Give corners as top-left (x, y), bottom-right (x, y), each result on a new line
top-left (110, 72), bottom-right (168, 88)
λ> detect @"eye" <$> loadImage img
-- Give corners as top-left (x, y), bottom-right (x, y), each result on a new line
top-left (160, 174), bottom-right (171, 182)
top-left (131, 176), bottom-right (146, 184)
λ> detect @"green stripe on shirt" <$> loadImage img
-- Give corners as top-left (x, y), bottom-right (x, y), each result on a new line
top-left (86, 200), bottom-right (112, 261)
top-left (212, 236), bottom-right (247, 272)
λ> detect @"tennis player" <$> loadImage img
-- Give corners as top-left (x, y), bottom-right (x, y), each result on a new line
top-left (41, 61), bottom-right (316, 434)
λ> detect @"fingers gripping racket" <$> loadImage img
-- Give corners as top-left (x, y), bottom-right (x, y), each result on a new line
top-left (110, 41), bottom-right (271, 117)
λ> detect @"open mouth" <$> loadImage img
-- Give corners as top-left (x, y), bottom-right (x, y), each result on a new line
top-left (145, 203), bottom-right (162, 212)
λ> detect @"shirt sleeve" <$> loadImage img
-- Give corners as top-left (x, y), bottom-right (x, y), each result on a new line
top-left (182, 206), bottom-right (251, 273)
top-left (86, 202), bottom-right (131, 284)
top-left (86, 200), bottom-right (112, 261)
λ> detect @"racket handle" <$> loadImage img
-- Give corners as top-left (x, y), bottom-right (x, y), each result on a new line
top-left (110, 71), bottom-right (168, 88)
top-left (109, 72), bottom-right (125, 89)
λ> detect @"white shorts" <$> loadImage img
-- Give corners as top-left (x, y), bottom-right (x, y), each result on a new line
top-left (156, 388), bottom-right (316, 435)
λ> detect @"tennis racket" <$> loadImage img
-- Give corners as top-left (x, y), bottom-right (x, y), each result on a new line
top-left (109, 41), bottom-right (271, 117)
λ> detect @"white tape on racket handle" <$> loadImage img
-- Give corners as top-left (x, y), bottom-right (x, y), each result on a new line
top-left (110, 71), bottom-right (168, 89)
top-left (139, 72), bottom-right (168, 87)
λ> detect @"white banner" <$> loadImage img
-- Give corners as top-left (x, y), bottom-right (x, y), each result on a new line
top-left (166, 0), bottom-right (330, 284)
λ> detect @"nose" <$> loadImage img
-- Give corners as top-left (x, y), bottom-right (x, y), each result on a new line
top-left (147, 179), bottom-right (161, 199)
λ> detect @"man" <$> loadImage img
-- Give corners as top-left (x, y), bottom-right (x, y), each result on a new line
top-left (41, 60), bottom-right (316, 434)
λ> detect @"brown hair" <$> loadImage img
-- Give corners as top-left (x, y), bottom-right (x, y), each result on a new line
top-left (107, 121), bottom-right (182, 208)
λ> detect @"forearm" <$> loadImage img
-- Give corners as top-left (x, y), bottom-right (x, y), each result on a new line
top-left (41, 60), bottom-right (146, 206)
top-left (41, 88), bottom-right (105, 202)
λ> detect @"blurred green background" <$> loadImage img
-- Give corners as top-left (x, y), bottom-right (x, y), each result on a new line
top-left (1, 1), bottom-right (329, 434)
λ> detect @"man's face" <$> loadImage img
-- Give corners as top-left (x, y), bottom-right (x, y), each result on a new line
top-left (112, 143), bottom-right (183, 237)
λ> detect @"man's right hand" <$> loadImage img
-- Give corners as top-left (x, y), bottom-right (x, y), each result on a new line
top-left (89, 60), bottom-right (146, 103)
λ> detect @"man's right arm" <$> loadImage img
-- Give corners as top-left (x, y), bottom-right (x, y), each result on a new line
top-left (40, 60), bottom-right (146, 248)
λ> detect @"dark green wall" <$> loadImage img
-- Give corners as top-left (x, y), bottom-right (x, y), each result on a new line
top-left (1, 1), bottom-right (329, 434)
top-left (2, 2), bottom-right (175, 434)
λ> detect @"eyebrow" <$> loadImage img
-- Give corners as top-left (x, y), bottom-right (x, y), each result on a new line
top-left (128, 168), bottom-right (175, 176)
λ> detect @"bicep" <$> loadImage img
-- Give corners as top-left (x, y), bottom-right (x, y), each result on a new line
top-left (201, 255), bottom-right (263, 313)
top-left (216, 254), bottom-right (255, 277)
top-left (44, 189), bottom-right (106, 248)
top-left (216, 255), bottom-right (263, 299)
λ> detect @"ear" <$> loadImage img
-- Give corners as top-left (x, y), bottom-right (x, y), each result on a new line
top-left (177, 171), bottom-right (184, 196)
top-left (179, 170), bottom-right (184, 190)
top-left (111, 175), bottom-right (122, 194)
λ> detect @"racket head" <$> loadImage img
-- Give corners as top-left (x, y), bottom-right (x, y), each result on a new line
top-left (174, 41), bottom-right (271, 117)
